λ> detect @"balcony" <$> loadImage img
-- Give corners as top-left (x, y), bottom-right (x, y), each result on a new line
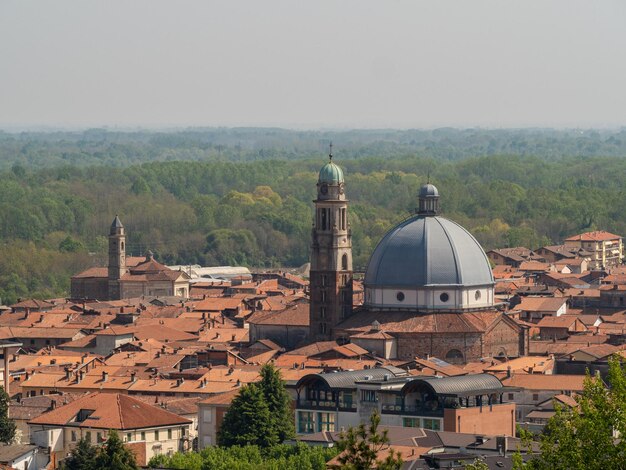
top-left (381, 403), bottom-right (444, 417)
top-left (296, 399), bottom-right (357, 412)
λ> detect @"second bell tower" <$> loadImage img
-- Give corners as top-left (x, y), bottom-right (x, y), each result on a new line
top-left (309, 146), bottom-right (353, 341)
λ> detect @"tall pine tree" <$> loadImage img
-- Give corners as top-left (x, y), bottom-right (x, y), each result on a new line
top-left (60, 438), bottom-right (97, 470)
top-left (259, 363), bottom-right (295, 443)
top-left (93, 430), bottom-right (139, 470)
top-left (217, 383), bottom-right (278, 448)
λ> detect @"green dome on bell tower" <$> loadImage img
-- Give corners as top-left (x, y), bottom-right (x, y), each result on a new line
top-left (318, 144), bottom-right (344, 184)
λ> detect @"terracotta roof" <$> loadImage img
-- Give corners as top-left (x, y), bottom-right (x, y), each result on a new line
top-left (247, 302), bottom-right (309, 326)
top-left (193, 297), bottom-right (243, 311)
top-left (28, 392), bottom-right (190, 429)
top-left (515, 297), bottom-right (567, 313)
top-left (518, 261), bottom-right (550, 272)
top-left (536, 316), bottom-right (585, 329)
top-left (565, 231), bottom-right (622, 242)
top-left (198, 389), bottom-right (240, 406)
top-left (10, 299), bottom-right (55, 310)
top-left (336, 310), bottom-right (508, 334)
top-left (501, 374), bottom-right (586, 391)
top-left (71, 267), bottom-right (108, 279)
top-left (572, 343), bottom-right (622, 359)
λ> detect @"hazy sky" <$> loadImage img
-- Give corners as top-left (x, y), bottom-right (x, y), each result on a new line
top-left (1, 1), bottom-right (626, 129)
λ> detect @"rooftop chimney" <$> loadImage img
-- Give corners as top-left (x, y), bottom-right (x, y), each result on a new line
top-left (102, 371), bottom-right (108, 382)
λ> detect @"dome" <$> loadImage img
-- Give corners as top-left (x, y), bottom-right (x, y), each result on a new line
top-left (318, 161), bottom-right (344, 184)
top-left (364, 215), bottom-right (494, 288)
top-left (419, 183), bottom-right (439, 198)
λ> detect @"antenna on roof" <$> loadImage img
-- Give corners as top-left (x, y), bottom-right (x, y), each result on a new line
top-left (329, 142), bottom-right (333, 162)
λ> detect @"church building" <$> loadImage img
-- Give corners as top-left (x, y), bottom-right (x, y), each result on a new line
top-left (309, 157), bottom-right (525, 364)
top-left (71, 216), bottom-right (190, 301)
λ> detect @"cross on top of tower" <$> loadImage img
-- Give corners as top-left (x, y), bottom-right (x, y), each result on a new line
top-left (329, 142), bottom-right (333, 162)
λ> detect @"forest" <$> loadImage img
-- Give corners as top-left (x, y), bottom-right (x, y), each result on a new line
top-left (1, 127), bottom-right (626, 304)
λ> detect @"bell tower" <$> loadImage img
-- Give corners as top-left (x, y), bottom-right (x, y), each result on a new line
top-left (310, 146), bottom-right (353, 341)
top-left (108, 215), bottom-right (126, 300)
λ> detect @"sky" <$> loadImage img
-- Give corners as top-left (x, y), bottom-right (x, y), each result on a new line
top-left (1, 1), bottom-right (626, 129)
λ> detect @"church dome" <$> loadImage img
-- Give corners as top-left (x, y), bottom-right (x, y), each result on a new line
top-left (318, 161), bottom-right (344, 184)
top-left (363, 184), bottom-right (495, 311)
top-left (364, 215), bottom-right (494, 288)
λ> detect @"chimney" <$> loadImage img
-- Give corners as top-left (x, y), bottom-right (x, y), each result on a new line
top-left (228, 365), bottom-right (234, 375)
top-left (77, 370), bottom-right (84, 383)
top-left (65, 367), bottom-right (71, 380)
top-left (130, 371), bottom-right (136, 383)
top-left (236, 379), bottom-right (241, 387)
top-left (506, 366), bottom-right (512, 378)
top-left (231, 334), bottom-right (236, 342)
top-left (102, 371), bottom-right (108, 382)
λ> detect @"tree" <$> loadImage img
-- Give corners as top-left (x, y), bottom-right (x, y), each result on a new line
top-left (331, 411), bottom-right (403, 470)
top-left (0, 386), bottom-right (16, 444)
top-left (217, 383), bottom-right (278, 448)
top-left (93, 430), bottom-right (139, 470)
top-left (60, 437), bottom-right (98, 470)
top-left (520, 355), bottom-right (626, 470)
top-left (259, 363), bottom-right (295, 443)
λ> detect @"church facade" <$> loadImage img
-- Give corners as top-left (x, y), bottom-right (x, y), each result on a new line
top-left (309, 158), bottom-right (526, 364)
top-left (71, 216), bottom-right (190, 301)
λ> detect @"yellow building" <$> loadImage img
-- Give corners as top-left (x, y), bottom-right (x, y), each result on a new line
top-left (564, 230), bottom-right (623, 270)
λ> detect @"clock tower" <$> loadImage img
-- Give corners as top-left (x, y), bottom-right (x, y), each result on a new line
top-left (310, 146), bottom-right (353, 341)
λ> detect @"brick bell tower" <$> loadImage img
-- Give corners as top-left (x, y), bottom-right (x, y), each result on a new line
top-left (108, 215), bottom-right (126, 300)
top-left (310, 145), bottom-right (353, 341)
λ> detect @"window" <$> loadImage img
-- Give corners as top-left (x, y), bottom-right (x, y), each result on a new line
top-left (85, 431), bottom-right (91, 442)
top-left (320, 307), bottom-right (326, 319)
top-left (97, 432), bottom-right (104, 443)
top-left (532, 394), bottom-right (539, 401)
top-left (396, 291), bottom-right (405, 302)
top-left (475, 290), bottom-right (481, 300)
top-left (71, 431), bottom-right (77, 442)
top-left (422, 418), bottom-right (441, 431)
top-left (298, 411), bottom-right (315, 434)
top-left (126, 433), bottom-right (132, 442)
top-left (445, 349), bottom-right (464, 363)
top-left (320, 323), bottom-right (327, 334)
top-left (321, 274), bottom-right (327, 287)
top-left (321, 290), bottom-right (326, 303)
top-left (203, 409), bottom-right (212, 423)
top-left (318, 412), bottom-right (335, 432)
top-left (403, 417), bottom-right (420, 428)
top-left (361, 390), bottom-right (377, 403)
top-left (508, 393), bottom-right (514, 400)
top-left (439, 292), bottom-right (449, 302)
top-left (155, 430), bottom-right (160, 440)
top-left (168, 429), bottom-right (172, 440)
top-left (342, 254), bottom-right (348, 270)
top-left (141, 431), bottom-right (146, 441)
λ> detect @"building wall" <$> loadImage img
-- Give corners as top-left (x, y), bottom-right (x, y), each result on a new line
top-left (248, 324), bottom-right (308, 349)
top-left (71, 278), bottom-right (109, 301)
top-left (197, 403), bottom-right (229, 449)
top-left (366, 286), bottom-right (495, 311)
top-left (443, 403), bottom-right (516, 436)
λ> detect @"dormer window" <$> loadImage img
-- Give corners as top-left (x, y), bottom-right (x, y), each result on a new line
top-left (75, 409), bottom-right (95, 422)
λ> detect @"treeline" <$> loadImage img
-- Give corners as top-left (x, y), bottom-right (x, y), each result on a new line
top-left (2, 127), bottom-right (626, 169)
top-left (2, 153), bottom-right (626, 303)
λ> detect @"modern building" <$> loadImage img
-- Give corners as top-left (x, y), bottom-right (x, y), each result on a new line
top-left (564, 231), bottom-right (623, 270)
top-left (294, 368), bottom-right (516, 437)
top-left (71, 216), bottom-right (190, 301)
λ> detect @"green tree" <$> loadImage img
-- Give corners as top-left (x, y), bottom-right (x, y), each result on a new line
top-left (217, 383), bottom-right (278, 448)
top-left (93, 430), bottom-right (139, 470)
top-left (259, 363), bottom-right (295, 443)
top-left (331, 411), bottom-right (403, 470)
top-left (60, 437), bottom-right (98, 470)
top-left (520, 355), bottom-right (626, 470)
top-left (0, 386), bottom-right (16, 444)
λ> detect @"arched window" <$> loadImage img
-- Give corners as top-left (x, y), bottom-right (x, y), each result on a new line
top-left (342, 254), bottom-right (348, 270)
top-left (445, 349), bottom-right (464, 364)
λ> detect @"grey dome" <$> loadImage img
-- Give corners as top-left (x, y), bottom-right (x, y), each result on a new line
top-left (419, 183), bottom-right (439, 198)
top-left (364, 215), bottom-right (494, 288)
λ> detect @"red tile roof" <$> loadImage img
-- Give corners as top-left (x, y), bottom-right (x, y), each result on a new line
top-left (565, 231), bottom-right (622, 242)
top-left (28, 392), bottom-right (191, 429)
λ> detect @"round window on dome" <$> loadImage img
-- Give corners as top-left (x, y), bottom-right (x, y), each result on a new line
top-left (475, 290), bottom-right (481, 300)
top-left (439, 293), bottom-right (449, 303)
top-left (396, 291), bottom-right (405, 302)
